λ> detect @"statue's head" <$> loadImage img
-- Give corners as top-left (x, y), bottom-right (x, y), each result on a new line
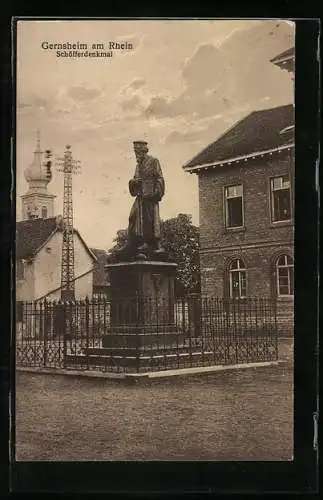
top-left (133, 141), bottom-right (148, 161)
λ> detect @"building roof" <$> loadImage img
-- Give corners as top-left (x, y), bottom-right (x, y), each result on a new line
top-left (90, 248), bottom-right (110, 287)
top-left (16, 217), bottom-right (58, 260)
top-left (183, 104), bottom-right (294, 171)
top-left (270, 47), bottom-right (295, 73)
top-left (270, 47), bottom-right (295, 65)
top-left (16, 216), bottom-right (97, 263)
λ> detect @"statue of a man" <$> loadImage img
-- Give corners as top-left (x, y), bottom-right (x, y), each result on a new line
top-left (115, 141), bottom-right (166, 261)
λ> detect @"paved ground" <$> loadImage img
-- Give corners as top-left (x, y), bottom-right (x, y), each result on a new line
top-left (15, 363), bottom-right (293, 461)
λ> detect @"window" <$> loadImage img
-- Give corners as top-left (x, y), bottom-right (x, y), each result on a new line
top-left (41, 206), bottom-right (48, 218)
top-left (276, 255), bottom-right (294, 296)
top-left (225, 185), bottom-right (243, 228)
top-left (270, 175), bottom-right (291, 222)
top-left (16, 261), bottom-right (24, 280)
top-left (27, 204), bottom-right (39, 219)
top-left (229, 258), bottom-right (247, 298)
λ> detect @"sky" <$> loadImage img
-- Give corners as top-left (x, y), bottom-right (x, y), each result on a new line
top-left (16, 19), bottom-right (294, 251)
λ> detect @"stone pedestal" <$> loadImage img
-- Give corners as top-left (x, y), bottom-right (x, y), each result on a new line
top-left (101, 261), bottom-right (182, 353)
top-left (80, 260), bottom-right (186, 370)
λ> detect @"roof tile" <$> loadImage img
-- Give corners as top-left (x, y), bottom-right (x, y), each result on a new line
top-left (183, 104), bottom-right (294, 170)
top-left (270, 47), bottom-right (295, 64)
top-left (16, 217), bottom-right (58, 260)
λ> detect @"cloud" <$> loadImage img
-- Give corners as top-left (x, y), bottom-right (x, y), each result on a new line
top-left (164, 114), bottom-right (224, 145)
top-left (182, 43), bottom-right (226, 92)
top-left (129, 77), bottom-right (145, 90)
top-left (143, 96), bottom-right (173, 118)
top-left (57, 108), bottom-right (71, 115)
top-left (33, 97), bottom-right (48, 108)
top-left (67, 85), bottom-right (102, 102)
top-left (140, 42), bottom-right (232, 120)
top-left (120, 95), bottom-right (142, 112)
top-left (118, 78), bottom-right (150, 117)
top-left (98, 196), bottom-right (111, 205)
top-left (17, 95), bottom-right (50, 114)
top-left (141, 20), bottom-right (294, 123)
top-left (165, 129), bottom-right (205, 145)
top-left (39, 85), bottom-right (112, 130)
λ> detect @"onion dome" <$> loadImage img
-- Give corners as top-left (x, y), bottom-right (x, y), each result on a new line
top-left (24, 131), bottom-right (52, 192)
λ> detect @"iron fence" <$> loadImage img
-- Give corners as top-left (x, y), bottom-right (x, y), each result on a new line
top-left (16, 296), bottom-right (278, 373)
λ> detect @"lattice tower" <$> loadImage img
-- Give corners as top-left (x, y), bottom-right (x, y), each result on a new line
top-left (56, 145), bottom-right (81, 301)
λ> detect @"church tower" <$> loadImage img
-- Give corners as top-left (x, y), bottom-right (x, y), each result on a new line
top-left (21, 131), bottom-right (56, 220)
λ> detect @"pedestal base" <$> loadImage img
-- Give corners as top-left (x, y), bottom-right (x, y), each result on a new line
top-left (86, 261), bottom-right (182, 368)
top-left (107, 259), bottom-right (177, 324)
top-left (102, 330), bottom-right (183, 351)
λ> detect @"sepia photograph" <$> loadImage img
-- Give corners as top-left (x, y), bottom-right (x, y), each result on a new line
top-left (15, 19), bottom-right (295, 462)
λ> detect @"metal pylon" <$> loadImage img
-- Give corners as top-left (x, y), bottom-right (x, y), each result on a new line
top-left (56, 145), bottom-right (81, 301)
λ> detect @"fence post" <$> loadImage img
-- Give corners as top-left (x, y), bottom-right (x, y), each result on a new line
top-left (33, 301), bottom-right (37, 366)
top-left (255, 298), bottom-right (259, 360)
top-left (201, 296), bottom-right (205, 366)
top-left (273, 298), bottom-right (279, 360)
top-left (181, 296), bottom-right (186, 337)
top-left (186, 296), bottom-right (192, 367)
top-left (134, 293), bottom-right (140, 374)
top-left (85, 296), bottom-right (90, 370)
top-left (195, 294), bottom-right (202, 338)
top-left (236, 299), bottom-right (241, 363)
top-left (43, 300), bottom-right (47, 367)
top-left (62, 300), bottom-right (67, 368)
top-left (39, 300), bottom-right (44, 342)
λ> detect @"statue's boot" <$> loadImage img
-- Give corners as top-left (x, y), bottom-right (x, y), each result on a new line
top-left (135, 242), bottom-right (149, 260)
top-left (154, 241), bottom-right (166, 254)
top-left (137, 242), bottom-right (150, 252)
top-left (154, 245), bottom-right (165, 254)
top-left (108, 242), bottom-right (135, 262)
top-left (136, 241), bottom-right (166, 260)
top-left (153, 242), bottom-right (167, 261)
top-left (118, 240), bottom-right (133, 253)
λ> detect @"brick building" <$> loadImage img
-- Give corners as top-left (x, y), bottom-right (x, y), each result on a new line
top-left (183, 104), bottom-right (294, 310)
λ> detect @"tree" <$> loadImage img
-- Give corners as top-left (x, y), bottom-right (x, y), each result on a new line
top-left (109, 229), bottom-right (128, 252)
top-left (108, 213), bottom-right (200, 297)
top-left (161, 214), bottom-right (200, 297)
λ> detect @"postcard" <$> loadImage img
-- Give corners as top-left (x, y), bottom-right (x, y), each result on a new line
top-left (15, 19), bottom-right (295, 463)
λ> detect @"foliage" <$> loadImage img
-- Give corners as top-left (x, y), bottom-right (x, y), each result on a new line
top-left (160, 213), bottom-right (200, 297)
top-left (109, 229), bottom-right (128, 252)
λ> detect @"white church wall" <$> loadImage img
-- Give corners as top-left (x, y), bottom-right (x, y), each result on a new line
top-left (74, 232), bottom-right (94, 289)
top-left (75, 272), bottom-right (93, 300)
top-left (33, 230), bottom-right (94, 300)
top-left (44, 288), bottom-right (62, 301)
top-left (34, 230), bottom-right (62, 300)
top-left (16, 261), bottom-right (35, 301)
top-left (43, 272), bottom-right (93, 301)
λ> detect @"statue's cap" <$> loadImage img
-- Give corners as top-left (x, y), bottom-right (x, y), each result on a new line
top-left (133, 140), bottom-right (148, 146)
